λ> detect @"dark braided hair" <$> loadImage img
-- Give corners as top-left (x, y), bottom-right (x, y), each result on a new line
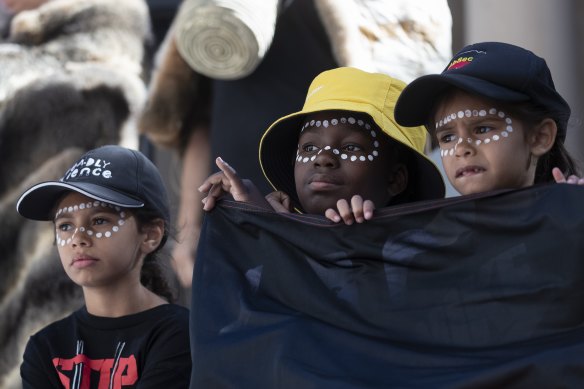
top-left (505, 101), bottom-right (581, 183)
top-left (133, 208), bottom-right (176, 303)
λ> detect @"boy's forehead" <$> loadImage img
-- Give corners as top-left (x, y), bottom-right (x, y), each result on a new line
top-left (298, 111), bottom-right (391, 149)
top-left (299, 124), bottom-right (371, 139)
top-left (301, 111), bottom-right (375, 133)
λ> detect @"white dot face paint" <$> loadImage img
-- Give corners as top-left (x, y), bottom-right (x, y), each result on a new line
top-left (434, 107), bottom-right (515, 158)
top-left (296, 115), bottom-right (381, 165)
top-left (54, 201), bottom-right (127, 247)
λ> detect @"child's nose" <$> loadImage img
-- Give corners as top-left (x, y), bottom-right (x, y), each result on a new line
top-left (313, 146), bottom-right (340, 168)
top-left (454, 137), bottom-right (477, 157)
top-left (71, 227), bottom-right (92, 247)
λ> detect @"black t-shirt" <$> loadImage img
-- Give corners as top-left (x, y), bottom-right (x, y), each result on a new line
top-left (210, 0), bottom-right (338, 194)
top-left (21, 304), bottom-right (191, 389)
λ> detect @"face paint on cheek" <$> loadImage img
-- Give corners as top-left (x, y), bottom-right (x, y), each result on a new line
top-left (436, 108), bottom-right (514, 158)
top-left (55, 202), bottom-right (127, 247)
top-left (296, 116), bottom-right (381, 164)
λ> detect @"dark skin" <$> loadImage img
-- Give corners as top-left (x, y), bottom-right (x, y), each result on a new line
top-left (293, 111), bottom-right (403, 216)
top-left (199, 111), bottom-right (408, 224)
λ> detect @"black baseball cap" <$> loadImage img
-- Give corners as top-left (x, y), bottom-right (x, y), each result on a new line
top-left (17, 145), bottom-right (170, 222)
top-left (394, 41), bottom-right (571, 140)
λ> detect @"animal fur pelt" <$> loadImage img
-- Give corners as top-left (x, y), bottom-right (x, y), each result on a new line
top-left (0, 0), bottom-right (152, 149)
top-left (0, 82), bottom-right (129, 195)
top-left (139, 0), bottom-right (452, 149)
top-left (0, 0), bottom-right (152, 387)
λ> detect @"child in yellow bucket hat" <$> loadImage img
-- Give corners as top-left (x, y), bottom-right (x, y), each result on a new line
top-left (200, 67), bottom-right (445, 223)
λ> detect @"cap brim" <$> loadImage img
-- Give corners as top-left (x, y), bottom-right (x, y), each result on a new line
top-left (17, 181), bottom-right (144, 221)
top-left (395, 74), bottom-right (530, 127)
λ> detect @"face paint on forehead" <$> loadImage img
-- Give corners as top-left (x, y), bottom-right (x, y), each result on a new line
top-left (296, 116), bottom-right (381, 163)
top-left (435, 107), bottom-right (514, 158)
top-left (55, 201), bottom-right (127, 247)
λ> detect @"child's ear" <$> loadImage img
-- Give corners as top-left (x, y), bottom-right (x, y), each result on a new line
top-left (141, 219), bottom-right (165, 254)
top-left (529, 118), bottom-right (557, 157)
top-left (388, 164), bottom-right (408, 197)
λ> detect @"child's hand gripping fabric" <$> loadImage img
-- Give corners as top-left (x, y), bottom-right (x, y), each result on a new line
top-left (199, 157), bottom-right (269, 211)
top-left (552, 167), bottom-right (584, 185)
top-left (324, 195), bottom-right (375, 225)
top-left (266, 191), bottom-right (375, 225)
top-left (265, 190), bottom-right (292, 213)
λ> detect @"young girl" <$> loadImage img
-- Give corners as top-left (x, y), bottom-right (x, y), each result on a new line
top-left (394, 41), bottom-right (582, 195)
top-left (198, 67), bottom-right (446, 224)
top-left (16, 145), bottom-right (191, 388)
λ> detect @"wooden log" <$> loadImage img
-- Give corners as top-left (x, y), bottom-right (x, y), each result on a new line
top-left (175, 0), bottom-right (280, 79)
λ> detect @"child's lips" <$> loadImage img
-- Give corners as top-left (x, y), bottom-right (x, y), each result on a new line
top-left (455, 166), bottom-right (485, 178)
top-left (308, 174), bottom-right (342, 190)
top-left (72, 256), bottom-right (98, 269)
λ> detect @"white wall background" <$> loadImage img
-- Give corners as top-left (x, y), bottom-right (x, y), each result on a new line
top-left (454, 0), bottom-right (583, 164)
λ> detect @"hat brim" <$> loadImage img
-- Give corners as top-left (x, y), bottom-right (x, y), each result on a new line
top-left (395, 74), bottom-right (530, 127)
top-left (259, 111), bottom-right (306, 210)
top-left (259, 109), bottom-right (445, 211)
top-left (17, 181), bottom-right (144, 221)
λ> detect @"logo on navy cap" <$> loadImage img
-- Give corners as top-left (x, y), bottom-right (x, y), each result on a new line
top-left (63, 157), bottom-right (113, 181)
top-left (447, 49), bottom-right (486, 71)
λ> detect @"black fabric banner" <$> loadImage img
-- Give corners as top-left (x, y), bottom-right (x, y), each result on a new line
top-left (190, 184), bottom-right (584, 388)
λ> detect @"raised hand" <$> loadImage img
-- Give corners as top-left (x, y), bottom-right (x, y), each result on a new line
top-left (198, 157), bottom-right (267, 211)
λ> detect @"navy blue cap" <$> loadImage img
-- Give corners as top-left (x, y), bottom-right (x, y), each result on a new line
top-left (17, 145), bottom-right (170, 222)
top-left (394, 41), bottom-right (571, 140)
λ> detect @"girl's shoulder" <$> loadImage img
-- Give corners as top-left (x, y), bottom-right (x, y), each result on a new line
top-left (136, 303), bottom-right (189, 321)
top-left (144, 303), bottom-right (189, 324)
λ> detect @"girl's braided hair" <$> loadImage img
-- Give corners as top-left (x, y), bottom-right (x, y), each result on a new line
top-left (506, 101), bottom-right (580, 183)
top-left (133, 208), bottom-right (176, 303)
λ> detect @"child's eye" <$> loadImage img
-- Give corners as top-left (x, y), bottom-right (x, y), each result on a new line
top-left (475, 126), bottom-right (494, 135)
top-left (438, 133), bottom-right (457, 144)
top-left (302, 144), bottom-right (319, 153)
top-left (343, 144), bottom-right (363, 152)
top-left (93, 217), bottom-right (109, 226)
top-left (56, 223), bottom-right (73, 232)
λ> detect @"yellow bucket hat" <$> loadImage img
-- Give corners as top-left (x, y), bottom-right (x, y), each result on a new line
top-left (259, 67), bottom-right (445, 209)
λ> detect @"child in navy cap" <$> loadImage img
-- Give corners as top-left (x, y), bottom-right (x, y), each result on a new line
top-left (394, 41), bottom-right (582, 195)
top-left (16, 145), bottom-right (191, 388)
